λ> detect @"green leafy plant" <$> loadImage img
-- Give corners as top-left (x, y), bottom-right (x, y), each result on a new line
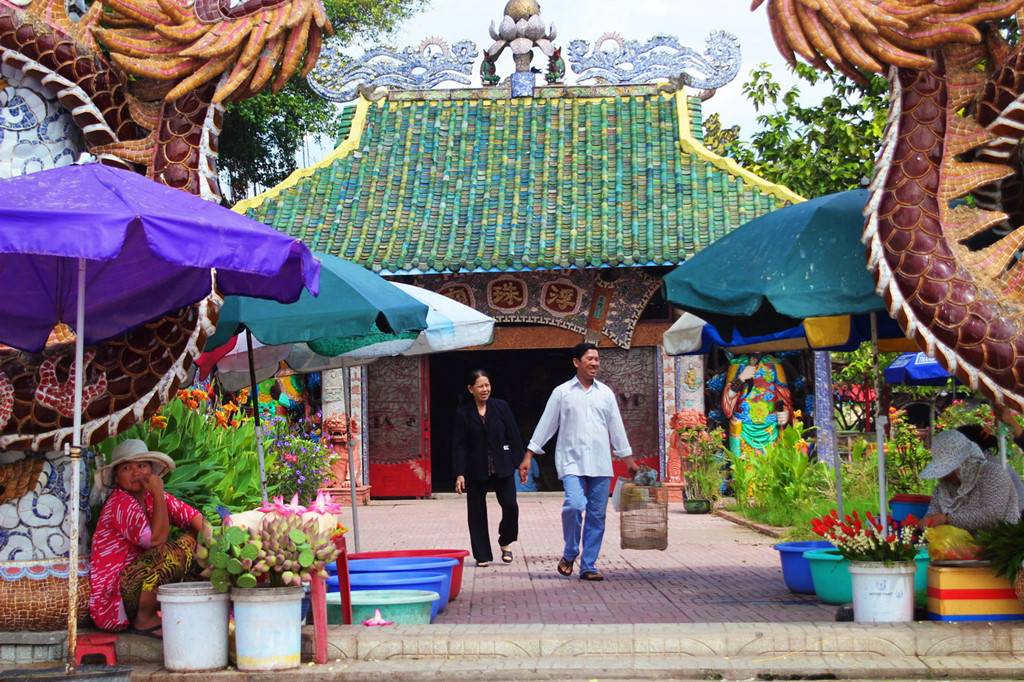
top-left (976, 519), bottom-right (1024, 584)
top-left (885, 406), bottom-right (933, 495)
top-left (673, 409), bottom-right (725, 500)
top-left (748, 422), bottom-right (830, 508)
top-left (96, 388), bottom-right (265, 518)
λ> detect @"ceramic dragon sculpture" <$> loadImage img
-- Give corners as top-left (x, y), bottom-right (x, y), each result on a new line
top-left (754, 0), bottom-right (1024, 410)
top-left (0, 0), bottom-right (329, 449)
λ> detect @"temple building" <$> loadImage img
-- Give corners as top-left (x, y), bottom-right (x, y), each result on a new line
top-left (234, 1), bottom-right (800, 497)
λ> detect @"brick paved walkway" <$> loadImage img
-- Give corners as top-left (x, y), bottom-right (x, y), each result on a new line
top-left (346, 493), bottom-right (836, 625)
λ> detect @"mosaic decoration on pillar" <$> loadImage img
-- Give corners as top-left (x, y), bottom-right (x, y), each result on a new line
top-left (754, 1), bottom-right (1024, 410)
top-left (812, 350), bottom-right (838, 468)
top-left (419, 269), bottom-right (660, 348)
top-left (0, 449), bottom-right (90, 631)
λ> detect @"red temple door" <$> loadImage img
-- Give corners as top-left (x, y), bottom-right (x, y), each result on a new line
top-left (366, 356), bottom-right (431, 498)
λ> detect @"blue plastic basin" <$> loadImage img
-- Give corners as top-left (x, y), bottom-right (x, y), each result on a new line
top-left (347, 557), bottom-right (457, 611)
top-left (339, 571), bottom-right (447, 620)
top-left (890, 501), bottom-right (930, 524)
top-left (773, 541), bottom-right (834, 594)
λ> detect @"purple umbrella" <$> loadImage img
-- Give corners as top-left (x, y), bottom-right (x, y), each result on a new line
top-left (0, 163), bottom-right (319, 352)
top-left (0, 162), bottom-right (319, 669)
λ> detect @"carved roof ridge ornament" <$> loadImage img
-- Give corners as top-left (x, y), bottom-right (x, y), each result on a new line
top-left (309, 38), bottom-right (478, 104)
top-left (567, 31), bottom-right (740, 93)
top-left (483, 0), bottom-right (563, 95)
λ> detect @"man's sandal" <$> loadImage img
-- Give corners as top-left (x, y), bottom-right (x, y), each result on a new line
top-left (501, 549), bottom-right (513, 563)
top-left (579, 571), bottom-right (605, 581)
top-left (556, 557), bottom-right (574, 576)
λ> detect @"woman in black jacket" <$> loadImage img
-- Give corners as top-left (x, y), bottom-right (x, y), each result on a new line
top-left (452, 369), bottom-right (525, 567)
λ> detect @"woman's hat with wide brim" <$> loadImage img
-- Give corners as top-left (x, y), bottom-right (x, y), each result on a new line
top-left (919, 430), bottom-right (977, 480)
top-left (98, 438), bottom-right (176, 489)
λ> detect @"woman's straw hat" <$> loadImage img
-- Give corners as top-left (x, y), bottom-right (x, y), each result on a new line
top-left (97, 438), bottom-right (176, 489)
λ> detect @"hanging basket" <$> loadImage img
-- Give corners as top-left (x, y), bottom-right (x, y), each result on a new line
top-left (619, 482), bottom-right (668, 550)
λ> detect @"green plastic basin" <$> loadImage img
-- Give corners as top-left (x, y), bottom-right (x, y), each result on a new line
top-left (347, 589), bottom-right (439, 625)
top-left (804, 548), bottom-right (930, 606)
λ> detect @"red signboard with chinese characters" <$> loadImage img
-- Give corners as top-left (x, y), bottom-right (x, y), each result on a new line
top-left (540, 280), bottom-right (582, 317)
top-left (488, 277), bottom-right (527, 313)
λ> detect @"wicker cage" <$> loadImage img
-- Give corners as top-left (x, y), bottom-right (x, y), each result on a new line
top-left (618, 482), bottom-right (668, 550)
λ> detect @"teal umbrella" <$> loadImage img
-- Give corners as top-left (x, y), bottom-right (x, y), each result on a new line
top-left (204, 252), bottom-right (429, 510)
top-left (208, 252), bottom-right (428, 349)
top-left (662, 190), bottom-right (883, 338)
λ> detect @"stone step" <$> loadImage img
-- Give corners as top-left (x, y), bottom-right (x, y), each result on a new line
top-left (110, 622), bottom-right (1024, 680)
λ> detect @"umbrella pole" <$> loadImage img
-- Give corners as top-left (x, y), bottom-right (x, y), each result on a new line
top-left (345, 366), bottom-right (360, 553)
top-left (246, 329), bottom-right (269, 502)
top-left (871, 313), bottom-right (888, 534)
top-left (66, 259), bottom-right (86, 672)
top-left (998, 415), bottom-right (1008, 468)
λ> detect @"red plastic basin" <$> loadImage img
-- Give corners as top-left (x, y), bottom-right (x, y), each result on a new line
top-left (348, 549), bottom-right (470, 600)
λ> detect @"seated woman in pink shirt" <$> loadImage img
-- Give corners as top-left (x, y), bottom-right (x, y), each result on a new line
top-left (89, 439), bottom-right (204, 637)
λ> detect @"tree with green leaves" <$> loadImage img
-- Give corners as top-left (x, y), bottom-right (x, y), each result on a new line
top-left (711, 62), bottom-right (888, 199)
top-left (219, 0), bottom-right (427, 204)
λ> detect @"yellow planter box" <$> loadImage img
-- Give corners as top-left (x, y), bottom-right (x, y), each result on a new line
top-left (926, 565), bottom-right (1024, 622)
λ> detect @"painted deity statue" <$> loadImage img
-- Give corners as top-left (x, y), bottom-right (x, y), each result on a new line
top-left (322, 413), bottom-right (359, 488)
top-left (721, 354), bottom-right (793, 457)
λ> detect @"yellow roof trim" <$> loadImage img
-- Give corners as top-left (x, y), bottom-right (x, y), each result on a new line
top-left (674, 92), bottom-right (804, 205)
top-left (232, 96), bottom-right (377, 215)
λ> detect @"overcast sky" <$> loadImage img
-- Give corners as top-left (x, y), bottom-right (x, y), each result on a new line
top-left (360, 0), bottom-right (829, 140)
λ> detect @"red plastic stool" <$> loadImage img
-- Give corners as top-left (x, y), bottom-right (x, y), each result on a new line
top-left (76, 632), bottom-right (119, 665)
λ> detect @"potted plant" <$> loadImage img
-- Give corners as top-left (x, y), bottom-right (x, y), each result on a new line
top-left (811, 509), bottom-right (925, 622)
top-left (196, 492), bottom-right (341, 671)
top-left (674, 414), bottom-right (725, 513)
top-left (975, 518), bottom-right (1024, 603)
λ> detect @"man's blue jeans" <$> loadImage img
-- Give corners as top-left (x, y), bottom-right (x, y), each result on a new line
top-left (560, 475), bottom-right (611, 575)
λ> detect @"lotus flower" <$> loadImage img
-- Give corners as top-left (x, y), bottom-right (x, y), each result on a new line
top-left (306, 490), bottom-right (344, 515)
top-left (260, 494), bottom-right (306, 516)
top-left (361, 608), bottom-right (393, 626)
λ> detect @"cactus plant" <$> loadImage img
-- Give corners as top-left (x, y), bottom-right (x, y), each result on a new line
top-left (197, 507), bottom-right (340, 592)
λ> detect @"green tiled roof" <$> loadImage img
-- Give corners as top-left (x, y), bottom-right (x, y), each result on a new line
top-left (238, 84), bottom-right (801, 275)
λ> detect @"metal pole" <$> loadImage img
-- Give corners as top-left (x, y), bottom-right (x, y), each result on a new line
top-left (344, 366), bottom-right (360, 552)
top-left (246, 329), bottom-right (269, 502)
top-left (870, 312), bottom-right (888, 534)
top-left (66, 258), bottom-right (86, 672)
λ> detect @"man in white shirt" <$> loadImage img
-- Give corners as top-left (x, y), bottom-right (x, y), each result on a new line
top-left (520, 342), bottom-right (638, 581)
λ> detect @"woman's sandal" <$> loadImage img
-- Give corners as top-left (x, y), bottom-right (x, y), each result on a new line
top-left (579, 571), bottom-right (605, 582)
top-left (476, 560), bottom-right (490, 567)
top-left (556, 557), bottom-right (574, 576)
top-left (501, 549), bottom-right (513, 563)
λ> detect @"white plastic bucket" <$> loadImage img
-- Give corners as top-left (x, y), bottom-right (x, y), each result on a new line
top-left (848, 561), bottom-right (916, 623)
top-left (230, 585), bottom-right (304, 671)
top-left (157, 582), bottom-right (229, 671)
